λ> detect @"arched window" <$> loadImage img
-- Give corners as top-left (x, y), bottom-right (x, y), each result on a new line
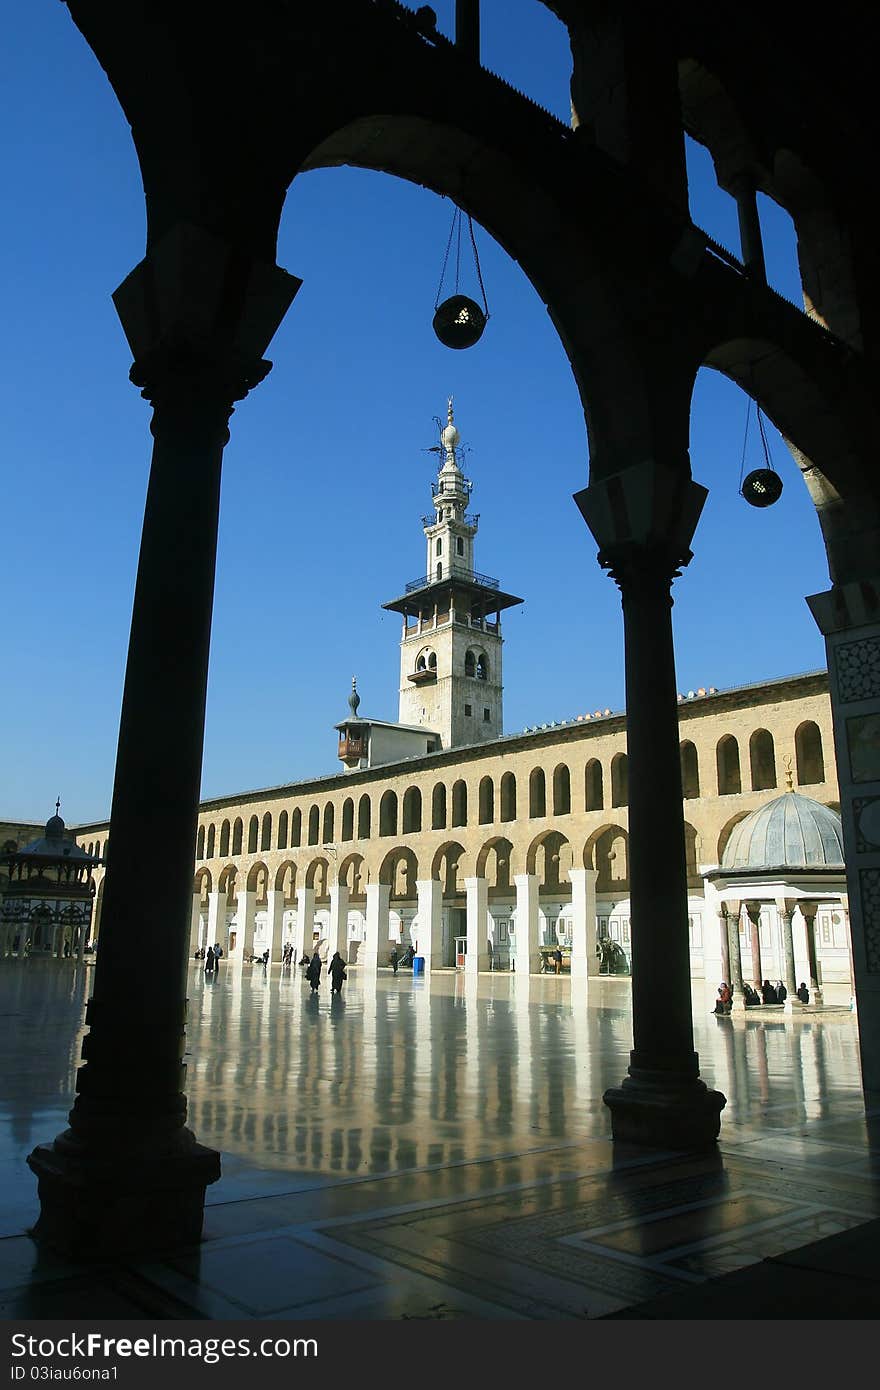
top-left (476, 654), bottom-right (488, 680)
top-left (432, 782), bottom-right (447, 830)
top-left (716, 736), bottom-right (742, 795)
top-left (428, 651), bottom-right (436, 669)
top-left (464, 650), bottom-right (476, 677)
top-left (403, 787), bottom-right (422, 833)
top-left (379, 790), bottom-right (398, 836)
top-left (261, 812), bottom-right (272, 851)
top-left (749, 729), bottom-right (777, 791)
top-left (452, 780), bottom-right (468, 827)
top-left (341, 798), bottom-right (354, 841)
top-left (436, 537), bottom-right (442, 555)
top-left (196, 825), bottom-right (205, 859)
top-left (357, 795), bottom-right (371, 839)
top-left (277, 810), bottom-right (288, 850)
top-left (436, 562), bottom-right (442, 580)
top-left (611, 754), bottom-right (628, 807)
top-left (322, 803), bottom-right (334, 843)
top-left (478, 776), bottom-right (494, 824)
top-left (529, 768), bottom-right (546, 818)
top-left (206, 823), bottom-right (215, 858)
top-left (585, 759), bottom-right (604, 811)
top-left (680, 741), bottom-right (700, 799)
top-left (795, 721), bottom-right (825, 785)
top-left (220, 820), bottom-right (230, 856)
top-left (456, 536), bottom-right (464, 556)
top-left (307, 805), bottom-right (320, 845)
top-left (94, 840), bottom-right (101, 860)
top-left (291, 808), bottom-right (302, 847)
top-left (500, 771), bottom-right (516, 822)
top-left (247, 815), bottom-right (258, 853)
top-left (552, 764), bottom-right (571, 815)
top-left (232, 818), bottom-right (243, 855)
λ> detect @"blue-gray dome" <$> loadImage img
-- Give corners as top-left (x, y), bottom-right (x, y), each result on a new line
top-left (722, 791), bottom-right (844, 870)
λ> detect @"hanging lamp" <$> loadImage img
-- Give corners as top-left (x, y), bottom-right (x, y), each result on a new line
top-left (432, 202), bottom-right (489, 349)
top-left (739, 390), bottom-right (783, 507)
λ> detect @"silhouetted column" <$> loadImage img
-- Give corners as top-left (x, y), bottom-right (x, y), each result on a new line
top-left (575, 462), bottom-right (725, 1148)
top-left (464, 875), bottom-right (489, 974)
top-left (28, 226), bottom-right (298, 1256)
top-left (732, 174), bottom-right (767, 284)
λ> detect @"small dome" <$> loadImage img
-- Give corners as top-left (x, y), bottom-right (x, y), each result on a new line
top-left (45, 813), bottom-right (65, 840)
top-left (722, 791), bottom-right (844, 871)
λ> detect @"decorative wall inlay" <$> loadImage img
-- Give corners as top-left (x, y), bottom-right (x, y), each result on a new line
top-left (837, 636), bottom-right (880, 702)
top-left (854, 796), bottom-right (880, 852)
top-left (860, 867), bottom-right (880, 972)
top-left (847, 714), bottom-right (880, 783)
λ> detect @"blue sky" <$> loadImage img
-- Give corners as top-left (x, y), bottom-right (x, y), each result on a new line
top-left (1, 2), bottom-right (830, 823)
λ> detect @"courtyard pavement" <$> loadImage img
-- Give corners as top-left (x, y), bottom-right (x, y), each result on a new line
top-left (1, 958), bottom-right (878, 1320)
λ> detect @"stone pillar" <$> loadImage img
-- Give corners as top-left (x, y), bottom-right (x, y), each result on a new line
top-left (27, 225), bottom-right (299, 1256)
top-left (776, 897), bottom-right (799, 1007)
top-left (189, 894), bottom-right (202, 956)
top-left (744, 900), bottom-right (764, 988)
top-left (266, 890), bottom-right (284, 964)
top-left (415, 879), bottom-right (443, 973)
top-left (514, 874), bottom-right (540, 975)
top-left (296, 885), bottom-right (315, 962)
top-left (807, 579), bottom-right (880, 1102)
top-left (364, 883), bottom-right (390, 976)
top-left (206, 890), bottom-right (222, 951)
top-left (464, 876), bottom-right (490, 975)
top-left (575, 463), bottom-right (725, 1148)
top-left (799, 899), bottom-right (824, 1006)
top-left (723, 901), bottom-right (745, 1012)
top-left (236, 890), bottom-right (257, 962)
top-left (569, 868), bottom-right (599, 983)
top-left (327, 882), bottom-right (349, 961)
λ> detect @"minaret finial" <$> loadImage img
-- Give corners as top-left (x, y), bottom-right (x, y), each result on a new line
top-left (447, 396), bottom-right (454, 425)
top-left (348, 677), bottom-right (361, 717)
top-left (55, 797), bottom-right (61, 815)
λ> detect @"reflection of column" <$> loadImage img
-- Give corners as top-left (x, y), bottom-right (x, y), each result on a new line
top-left (415, 879), bottom-right (443, 973)
top-left (569, 868), bottom-right (598, 982)
top-left (800, 900), bottom-right (824, 1006)
top-left (745, 900), bottom-right (763, 987)
top-left (464, 876), bottom-right (489, 975)
top-left (296, 885), bottom-right (315, 962)
top-left (776, 897), bottom-right (798, 1008)
top-left (575, 466), bottom-right (724, 1147)
top-left (236, 890), bottom-right (256, 960)
top-left (514, 874), bottom-right (540, 975)
top-left (266, 889), bottom-right (284, 963)
top-left (364, 884), bottom-right (389, 976)
top-left (206, 891), bottom-right (222, 949)
top-left (189, 894), bottom-right (202, 955)
top-left (328, 883), bottom-right (349, 960)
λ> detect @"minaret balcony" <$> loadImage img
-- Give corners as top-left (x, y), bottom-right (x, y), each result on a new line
top-left (408, 668), bottom-right (437, 685)
top-left (405, 566), bottom-right (499, 594)
top-left (337, 730), bottom-right (366, 766)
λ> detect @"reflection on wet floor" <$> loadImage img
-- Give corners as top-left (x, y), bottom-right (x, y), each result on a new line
top-left (0, 959), bottom-right (876, 1319)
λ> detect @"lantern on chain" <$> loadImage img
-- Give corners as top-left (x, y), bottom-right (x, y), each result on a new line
top-left (739, 392), bottom-right (783, 508)
top-left (432, 202), bottom-right (490, 349)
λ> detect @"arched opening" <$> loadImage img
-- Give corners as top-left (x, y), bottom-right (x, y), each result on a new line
top-left (196, 825), bottom-right (205, 860)
top-left (584, 759), bottom-right (603, 811)
top-left (322, 802), bottom-right (334, 843)
top-left (749, 729), bottom-right (777, 791)
top-left (588, 825), bottom-right (630, 894)
top-left (500, 771), bottom-right (516, 822)
top-left (220, 820), bottom-right (230, 857)
top-left (307, 805), bottom-right (320, 846)
top-left (478, 776), bottom-right (494, 824)
top-left (206, 824), bottom-right (216, 858)
top-left (248, 816), bottom-right (258, 854)
top-left (796, 720), bottom-right (825, 785)
top-left (684, 822), bottom-right (701, 887)
top-left (232, 818), bottom-right (243, 856)
top-left (403, 786), bottom-right (422, 833)
top-left (432, 782), bottom-right (447, 830)
top-left (680, 741), bottom-right (700, 799)
top-left (552, 763), bottom-right (571, 815)
top-left (261, 812), bottom-right (272, 851)
top-left (341, 797), bottom-right (354, 841)
top-left (451, 780), bottom-right (468, 828)
top-left (464, 650), bottom-right (476, 677)
top-left (277, 809), bottom-right (289, 850)
top-left (476, 837), bottom-right (514, 896)
top-left (611, 753), bottom-right (628, 808)
top-left (379, 790), bottom-right (398, 837)
top-left (529, 768), bottom-right (546, 818)
top-left (716, 736), bottom-right (742, 795)
top-left (357, 794), bottom-right (372, 839)
top-left (291, 808), bottom-right (302, 848)
top-left (476, 654), bottom-right (488, 680)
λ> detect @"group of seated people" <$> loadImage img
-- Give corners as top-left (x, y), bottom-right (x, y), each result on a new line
top-left (715, 978), bottom-right (811, 1013)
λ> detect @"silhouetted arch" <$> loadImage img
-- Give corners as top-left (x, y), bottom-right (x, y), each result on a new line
top-left (611, 753), bottom-right (628, 807)
top-left (307, 804), bottom-right (320, 846)
top-left (248, 815), bottom-right (259, 854)
top-left (464, 650), bottom-right (476, 677)
top-left (379, 790), bottom-right (398, 837)
top-left (795, 720), bottom-right (825, 785)
top-left (432, 782), bottom-right (447, 830)
top-left (451, 779), bottom-right (468, 827)
top-left (261, 812), bottom-right (272, 851)
top-left (196, 825), bottom-right (205, 860)
top-left (749, 729), bottom-right (777, 791)
top-left (478, 776), bottom-right (494, 825)
top-left (232, 819), bottom-right (243, 855)
top-left (500, 771), bottom-right (516, 822)
top-left (219, 820), bottom-right (230, 857)
top-left (291, 808), bottom-right (302, 847)
top-left (584, 759), bottom-right (603, 811)
top-left (717, 735), bottom-right (742, 795)
top-left (322, 802), bottom-right (334, 843)
top-left (552, 763), bottom-right (571, 815)
top-left (680, 741), bottom-right (700, 799)
top-left (402, 786), bottom-right (422, 833)
top-left (684, 822), bottom-right (701, 887)
top-left (206, 824), bottom-right (216, 858)
top-left (341, 797), bottom-right (354, 841)
top-left (529, 768), bottom-right (546, 818)
top-left (357, 794), bottom-right (371, 839)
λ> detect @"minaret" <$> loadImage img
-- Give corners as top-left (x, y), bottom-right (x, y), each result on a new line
top-left (382, 400), bottom-right (523, 750)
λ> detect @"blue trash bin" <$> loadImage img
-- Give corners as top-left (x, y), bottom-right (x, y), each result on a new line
top-left (413, 955), bottom-right (425, 976)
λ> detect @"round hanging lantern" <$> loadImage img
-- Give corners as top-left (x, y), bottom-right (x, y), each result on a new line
top-left (741, 468), bottom-right (783, 508)
top-left (432, 294), bottom-right (487, 349)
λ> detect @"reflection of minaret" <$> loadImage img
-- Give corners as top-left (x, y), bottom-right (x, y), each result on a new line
top-left (383, 400), bottom-right (523, 750)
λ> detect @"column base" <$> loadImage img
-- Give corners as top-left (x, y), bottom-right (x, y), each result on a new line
top-left (28, 1127), bottom-right (221, 1259)
top-left (604, 1067), bottom-right (726, 1151)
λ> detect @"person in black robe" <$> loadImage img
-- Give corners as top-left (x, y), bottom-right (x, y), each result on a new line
top-left (329, 951), bottom-right (347, 995)
top-left (306, 950), bottom-right (322, 992)
top-left (204, 945), bottom-right (215, 975)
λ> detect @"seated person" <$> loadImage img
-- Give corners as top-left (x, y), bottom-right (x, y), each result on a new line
top-left (761, 979), bottom-right (778, 1004)
top-left (796, 981), bottom-right (810, 1004)
top-left (714, 982), bottom-right (732, 1014)
top-left (743, 982), bottom-right (761, 1006)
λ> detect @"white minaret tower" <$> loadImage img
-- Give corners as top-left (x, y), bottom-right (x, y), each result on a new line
top-left (382, 400), bottom-right (523, 750)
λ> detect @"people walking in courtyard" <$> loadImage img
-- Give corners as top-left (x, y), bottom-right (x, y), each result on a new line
top-left (306, 950), bottom-right (322, 992)
top-left (213, 942), bottom-right (223, 969)
top-left (329, 951), bottom-right (347, 995)
top-left (204, 944), bottom-right (215, 975)
top-left (553, 945), bottom-right (563, 974)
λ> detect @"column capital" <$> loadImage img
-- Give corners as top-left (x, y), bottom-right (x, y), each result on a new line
top-left (574, 462), bottom-right (706, 596)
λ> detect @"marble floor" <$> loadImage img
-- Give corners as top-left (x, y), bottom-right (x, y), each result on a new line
top-left (1, 958), bottom-right (878, 1320)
